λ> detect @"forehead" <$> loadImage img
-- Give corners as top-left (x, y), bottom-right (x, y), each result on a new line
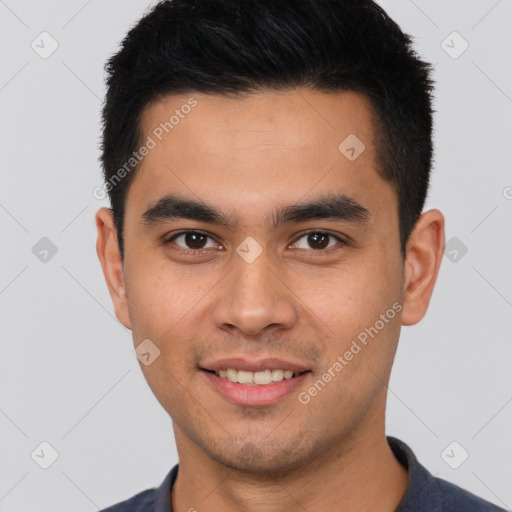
top-left (129, 88), bottom-right (391, 220)
top-left (140, 87), bottom-right (376, 157)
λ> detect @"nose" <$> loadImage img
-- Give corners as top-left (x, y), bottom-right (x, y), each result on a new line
top-left (212, 249), bottom-right (298, 337)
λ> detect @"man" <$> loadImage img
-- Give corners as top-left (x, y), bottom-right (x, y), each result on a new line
top-left (95, 0), bottom-right (506, 510)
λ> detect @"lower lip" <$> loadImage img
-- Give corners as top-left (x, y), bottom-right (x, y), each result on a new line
top-left (202, 370), bottom-right (310, 406)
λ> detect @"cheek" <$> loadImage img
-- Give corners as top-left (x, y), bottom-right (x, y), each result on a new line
top-left (298, 254), bottom-right (402, 382)
top-left (125, 261), bottom-right (214, 392)
top-left (127, 266), bottom-right (203, 410)
top-left (125, 256), bottom-right (209, 336)
top-left (300, 262), bottom-right (399, 333)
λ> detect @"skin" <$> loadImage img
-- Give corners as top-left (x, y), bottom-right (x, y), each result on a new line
top-left (96, 88), bottom-right (444, 512)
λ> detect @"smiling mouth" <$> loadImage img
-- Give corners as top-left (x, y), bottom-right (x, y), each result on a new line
top-left (203, 368), bottom-right (310, 385)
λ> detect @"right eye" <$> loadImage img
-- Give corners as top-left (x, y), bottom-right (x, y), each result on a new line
top-left (164, 230), bottom-right (223, 254)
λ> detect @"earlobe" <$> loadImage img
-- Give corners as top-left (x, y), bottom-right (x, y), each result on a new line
top-left (95, 207), bottom-right (132, 329)
top-left (400, 209), bottom-right (445, 326)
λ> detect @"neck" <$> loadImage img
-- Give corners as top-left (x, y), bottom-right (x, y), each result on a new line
top-left (171, 395), bottom-right (408, 512)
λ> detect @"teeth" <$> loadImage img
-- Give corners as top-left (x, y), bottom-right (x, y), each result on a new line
top-left (226, 368), bottom-right (238, 383)
top-left (271, 369), bottom-right (284, 381)
top-left (237, 370), bottom-right (253, 384)
top-left (254, 370), bottom-right (272, 385)
top-left (214, 368), bottom-right (300, 385)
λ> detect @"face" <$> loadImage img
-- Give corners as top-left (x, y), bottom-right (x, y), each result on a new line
top-left (100, 88), bottom-right (420, 474)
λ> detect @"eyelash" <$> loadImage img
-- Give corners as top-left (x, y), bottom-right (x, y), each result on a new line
top-left (163, 229), bottom-right (347, 256)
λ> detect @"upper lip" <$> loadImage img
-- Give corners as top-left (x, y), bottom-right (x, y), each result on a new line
top-left (201, 357), bottom-right (309, 373)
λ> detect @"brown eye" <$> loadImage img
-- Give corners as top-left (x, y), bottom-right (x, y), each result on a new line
top-left (182, 232), bottom-right (208, 249)
top-left (167, 231), bottom-right (218, 251)
top-left (292, 231), bottom-right (344, 251)
top-left (307, 232), bottom-right (329, 250)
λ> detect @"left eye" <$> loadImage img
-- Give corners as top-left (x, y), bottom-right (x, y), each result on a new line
top-left (291, 232), bottom-right (344, 251)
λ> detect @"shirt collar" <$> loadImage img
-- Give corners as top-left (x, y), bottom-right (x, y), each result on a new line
top-left (387, 436), bottom-right (441, 511)
top-left (153, 464), bottom-right (177, 512)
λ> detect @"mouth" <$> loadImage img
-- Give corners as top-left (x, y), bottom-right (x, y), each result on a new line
top-left (203, 368), bottom-right (308, 385)
top-left (199, 359), bottom-right (312, 406)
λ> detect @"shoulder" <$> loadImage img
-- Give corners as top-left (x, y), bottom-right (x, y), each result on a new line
top-left (99, 465), bottom-right (178, 512)
top-left (387, 436), bottom-right (507, 512)
top-left (99, 488), bottom-right (157, 512)
top-left (434, 476), bottom-right (508, 511)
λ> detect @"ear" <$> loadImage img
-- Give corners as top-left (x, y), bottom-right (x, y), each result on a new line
top-left (95, 207), bottom-right (131, 329)
top-left (401, 209), bottom-right (445, 326)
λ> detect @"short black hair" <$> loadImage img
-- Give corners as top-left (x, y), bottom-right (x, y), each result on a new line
top-left (100, 0), bottom-right (435, 259)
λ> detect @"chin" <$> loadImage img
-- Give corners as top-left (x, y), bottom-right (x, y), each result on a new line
top-left (204, 434), bottom-right (316, 477)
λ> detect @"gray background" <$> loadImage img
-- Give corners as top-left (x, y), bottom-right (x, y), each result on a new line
top-left (0, 0), bottom-right (511, 510)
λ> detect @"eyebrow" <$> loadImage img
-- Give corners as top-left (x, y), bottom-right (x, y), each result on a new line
top-left (141, 192), bottom-right (371, 229)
